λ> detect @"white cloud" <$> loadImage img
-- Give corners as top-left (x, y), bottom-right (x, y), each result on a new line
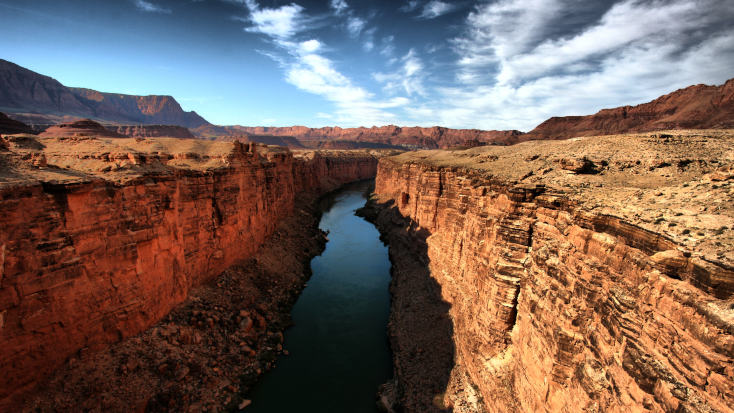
top-left (347, 16), bottom-right (366, 37)
top-left (380, 36), bottom-right (395, 56)
top-left (373, 49), bottom-right (427, 97)
top-left (418, 0), bottom-right (734, 131)
top-left (134, 0), bottom-right (171, 14)
top-left (420, 1), bottom-right (456, 19)
top-left (316, 113), bottom-right (333, 118)
top-left (241, 1), bottom-right (306, 39)
top-left (330, 0), bottom-right (348, 16)
top-left (239, 1), bottom-right (405, 126)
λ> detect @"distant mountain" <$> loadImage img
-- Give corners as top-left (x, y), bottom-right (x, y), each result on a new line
top-left (0, 59), bottom-right (210, 128)
top-left (232, 125), bottom-right (523, 149)
top-left (524, 78), bottom-right (734, 140)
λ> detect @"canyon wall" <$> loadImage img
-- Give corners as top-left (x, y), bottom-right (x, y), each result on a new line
top-left (373, 132), bottom-right (734, 413)
top-left (0, 136), bottom-right (377, 407)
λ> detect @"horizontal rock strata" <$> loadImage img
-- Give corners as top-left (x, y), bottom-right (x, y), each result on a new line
top-left (0, 136), bottom-right (380, 408)
top-left (373, 130), bottom-right (734, 413)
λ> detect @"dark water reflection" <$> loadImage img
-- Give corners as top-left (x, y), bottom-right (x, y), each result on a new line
top-left (242, 180), bottom-right (393, 413)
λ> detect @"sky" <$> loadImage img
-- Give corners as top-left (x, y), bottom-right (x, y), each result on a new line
top-left (1, 0), bottom-right (733, 131)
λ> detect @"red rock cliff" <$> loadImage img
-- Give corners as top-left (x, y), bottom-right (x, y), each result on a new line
top-left (373, 132), bottom-right (734, 413)
top-left (0, 137), bottom-right (378, 406)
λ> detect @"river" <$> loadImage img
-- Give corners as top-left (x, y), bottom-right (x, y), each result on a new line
top-left (242, 180), bottom-right (393, 412)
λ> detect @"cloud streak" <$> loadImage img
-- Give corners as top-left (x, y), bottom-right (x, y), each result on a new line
top-left (134, 0), bottom-right (171, 14)
top-left (419, 1), bottom-right (457, 19)
top-left (239, 1), bottom-right (405, 125)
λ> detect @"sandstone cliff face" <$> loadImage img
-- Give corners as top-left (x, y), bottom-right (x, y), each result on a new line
top-left (234, 125), bottom-right (522, 149)
top-left (527, 78), bottom-right (734, 140)
top-left (0, 59), bottom-right (210, 128)
top-left (0, 136), bottom-right (377, 407)
top-left (373, 131), bottom-right (734, 413)
top-left (106, 124), bottom-right (196, 139)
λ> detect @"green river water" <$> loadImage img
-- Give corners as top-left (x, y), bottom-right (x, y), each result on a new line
top-left (241, 180), bottom-right (393, 412)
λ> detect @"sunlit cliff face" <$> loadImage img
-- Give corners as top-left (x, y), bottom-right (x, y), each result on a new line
top-left (372, 132), bottom-right (734, 412)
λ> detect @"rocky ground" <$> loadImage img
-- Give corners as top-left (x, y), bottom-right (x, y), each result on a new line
top-left (387, 130), bottom-right (734, 271)
top-left (19, 191), bottom-right (329, 413)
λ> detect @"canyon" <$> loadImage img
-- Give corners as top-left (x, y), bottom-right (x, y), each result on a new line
top-left (0, 133), bottom-right (382, 411)
top-left (367, 130), bottom-right (734, 412)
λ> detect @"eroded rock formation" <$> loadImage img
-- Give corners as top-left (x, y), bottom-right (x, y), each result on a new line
top-left (372, 130), bottom-right (734, 413)
top-left (0, 135), bottom-right (379, 409)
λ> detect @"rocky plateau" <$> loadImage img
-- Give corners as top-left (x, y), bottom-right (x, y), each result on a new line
top-left (364, 129), bottom-right (734, 413)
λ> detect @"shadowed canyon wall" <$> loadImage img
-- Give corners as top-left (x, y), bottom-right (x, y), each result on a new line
top-left (0, 137), bottom-right (377, 406)
top-left (373, 133), bottom-right (734, 413)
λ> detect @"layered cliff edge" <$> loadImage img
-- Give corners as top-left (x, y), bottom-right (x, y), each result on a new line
top-left (0, 135), bottom-right (383, 409)
top-left (370, 130), bottom-right (734, 413)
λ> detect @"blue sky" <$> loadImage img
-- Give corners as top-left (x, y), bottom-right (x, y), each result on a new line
top-left (1, 0), bottom-right (733, 131)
